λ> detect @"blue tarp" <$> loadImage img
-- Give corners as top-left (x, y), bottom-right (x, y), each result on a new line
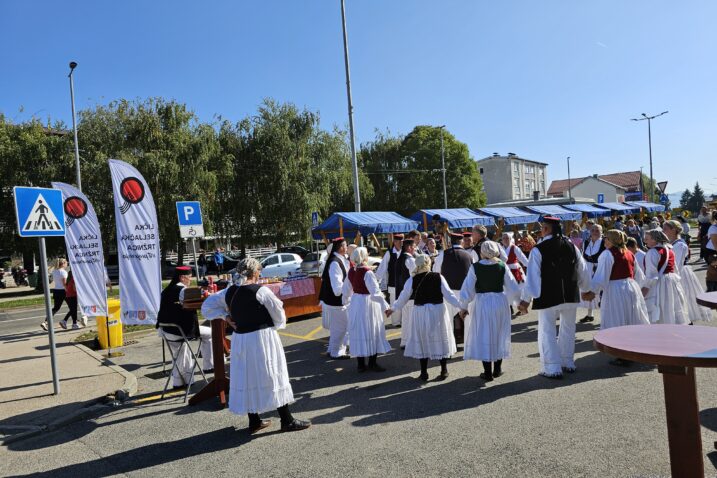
top-left (410, 208), bottom-right (495, 230)
top-left (312, 211), bottom-right (419, 240)
top-left (523, 205), bottom-right (582, 222)
top-left (563, 204), bottom-right (613, 218)
top-left (625, 201), bottom-right (666, 213)
top-left (478, 207), bottom-right (541, 226)
top-left (596, 202), bottom-right (640, 214)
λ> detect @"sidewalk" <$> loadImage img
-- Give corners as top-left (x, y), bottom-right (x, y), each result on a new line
top-left (0, 329), bottom-right (137, 444)
top-left (0, 286), bottom-right (42, 304)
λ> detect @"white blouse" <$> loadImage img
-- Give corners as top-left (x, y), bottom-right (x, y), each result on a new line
top-left (201, 285), bottom-right (287, 329)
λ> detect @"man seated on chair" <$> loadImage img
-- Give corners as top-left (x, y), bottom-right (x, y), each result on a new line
top-left (157, 266), bottom-right (213, 389)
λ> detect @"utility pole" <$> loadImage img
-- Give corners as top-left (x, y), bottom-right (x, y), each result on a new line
top-left (567, 156), bottom-right (572, 200)
top-left (631, 111), bottom-right (668, 203)
top-left (439, 125), bottom-right (447, 208)
top-left (340, 0), bottom-right (361, 212)
top-left (68, 61), bottom-right (81, 191)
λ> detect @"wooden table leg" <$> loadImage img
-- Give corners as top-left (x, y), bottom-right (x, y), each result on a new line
top-left (189, 319), bottom-right (230, 408)
top-left (658, 365), bottom-right (704, 478)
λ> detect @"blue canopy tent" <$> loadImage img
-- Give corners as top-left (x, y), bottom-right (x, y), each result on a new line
top-left (563, 204), bottom-right (613, 218)
top-left (410, 208), bottom-right (495, 231)
top-left (625, 201), bottom-right (666, 213)
top-left (311, 211), bottom-right (418, 241)
top-left (478, 207), bottom-right (541, 226)
top-left (523, 205), bottom-right (582, 222)
top-left (596, 202), bottom-right (640, 214)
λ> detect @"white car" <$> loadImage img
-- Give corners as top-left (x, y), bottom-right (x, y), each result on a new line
top-left (260, 253), bottom-right (302, 279)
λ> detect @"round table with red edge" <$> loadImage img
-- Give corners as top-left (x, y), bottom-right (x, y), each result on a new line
top-left (594, 324), bottom-right (717, 478)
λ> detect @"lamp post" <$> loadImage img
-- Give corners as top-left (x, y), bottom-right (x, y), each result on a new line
top-left (68, 61), bottom-right (81, 192)
top-left (631, 111), bottom-right (668, 203)
top-left (439, 125), bottom-right (447, 208)
top-left (340, 0), bottom-right (361, 213)
top-left (567, 156), bottom-right (572, 200)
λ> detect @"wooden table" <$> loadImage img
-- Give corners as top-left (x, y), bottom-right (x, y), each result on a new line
top-left (594, 325), bottom-right (717, 478)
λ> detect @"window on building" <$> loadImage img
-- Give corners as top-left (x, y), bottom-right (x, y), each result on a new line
top-left (514, 187), bottom-right (521, 198)
top-left (526, 165), bottom-right (534, 174)
top-left (479, 167), bottom-right (484, 174)
top-left (513, 177), bottom-right (520, 187)
top-left (513, 161), bottom-right (520, 172)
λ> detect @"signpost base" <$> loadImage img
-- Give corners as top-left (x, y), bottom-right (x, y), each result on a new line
top-left (39, 238), bottom-right (60, 395)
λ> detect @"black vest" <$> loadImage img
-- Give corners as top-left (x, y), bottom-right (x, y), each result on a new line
top-left (387, 250), bottom-right (398, 287)
top-left (319, 254), bottom-right (347, 307)
top-left (394, 253), bottom-right (412, 297)
top-left (412, 272), bottom-right (443, 305)
top-left (156, 283), bottom-right (199, 338)
top-left (225, 284), bottom-right (274, 334)
top-left (473, 238), bottom-right (486, 258)
top-left (582, 239), bottom-right (605, 270)
top-left (441, 246), bottom-right (473, 290)
top-left (533, 236), bottom-right (580, 310)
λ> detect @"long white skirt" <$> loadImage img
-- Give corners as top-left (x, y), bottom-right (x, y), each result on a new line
top-left (645, 274), bottom-right (689, 325)
top-left (445, 289), bottom-right (469, 334)
top-left (229, 329), bottom-right (294, 415)
top-left (400, 300), bottom-right (414, 347)
top-left (680, 267), bottom-right (713, 322)
top-left (464, 292), bottom-right (511, 362)
top-left (347, 294), bottom-right (391, 357)
top-left (599, 279), bottom-right (650, 330)
top-left (404, 303), bottom-right (457, 360)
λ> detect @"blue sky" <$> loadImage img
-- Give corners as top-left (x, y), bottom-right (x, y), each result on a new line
top-left (2, 1), bottom-right (715, 194)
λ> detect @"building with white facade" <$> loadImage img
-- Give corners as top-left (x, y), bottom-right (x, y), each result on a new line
top-left (548, 171), bottom-right (643, 203)
top-left (476, 153), bottom-right (549, 204)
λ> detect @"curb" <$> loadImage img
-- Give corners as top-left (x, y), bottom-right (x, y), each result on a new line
top-left (0, 343), bottom-right (138, 445)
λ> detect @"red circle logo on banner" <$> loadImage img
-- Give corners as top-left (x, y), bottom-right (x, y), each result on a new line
top-left (64, 196), bottom-right (88, 219)
top-left (120, 177), bottom-right (145, 204)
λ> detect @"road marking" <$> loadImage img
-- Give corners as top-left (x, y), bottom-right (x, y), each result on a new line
top-left (302, 326), bottom-right (324, 339)
top-left (278, 331), bottom-right (328, 343)
top-left (386, 331), bottom-right (401, 338)
top-left (0, 314), bottom-right (52, 323)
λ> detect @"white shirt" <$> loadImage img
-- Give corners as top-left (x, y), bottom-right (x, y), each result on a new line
top-left (521, 235), bottom-right (591, 302)
top-left (460, 259), bottom-right (521, 309)
top-left (201, 284), bottom-right (287, 329)
top-left (500, 243), bottom-right (528, 267)
top-left (707, 225), bottom-right (717, 251)
top-left (375, 247), bottom-right (401, 289)
top-left (393, 274), bottom-right (462, 311)
top-left (341, 268), bottom-right (389, 310)
top-left (52, 268), bottom-right (68, 290)
top-left (327, 253), bottom-right (350, 297)
top-left (589, 249), bottom-right (646, 294)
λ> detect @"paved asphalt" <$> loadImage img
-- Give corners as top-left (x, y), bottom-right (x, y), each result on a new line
top-left (2, 260), bottom-right (717, 477)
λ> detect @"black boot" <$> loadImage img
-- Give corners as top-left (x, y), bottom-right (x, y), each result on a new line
top-left (357, 356), bottom-right (367, 373)
top-left (480, 361), bottom-right (493, 382)
top-left (368, 354), bottom-right (385, 372)
top-left (493, 360), bottom-right (503, 378)
top-left (437, 358), bottom-right (449, 380)
top-left (278, 404), bottom-right (311, 432)
top-left (248, 412), bottom-right (271, 434)
top-left (418, 358), bottom-right (429, 381)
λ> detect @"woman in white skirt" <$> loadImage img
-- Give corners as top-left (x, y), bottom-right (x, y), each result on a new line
top-left (342, 247), bottom-right (392, 372)
top-left (586, 230), bottom-right (650, 366)
top-left (460, 241), bottom-right (520, 382)
top-left (641, 229), bottom-right (689, 325)
top-left (663, 220), bottom-right (713, 322)
top-left (201, 258), bottom-right (310, 434)
top-left (389, 254), bottom-right (463, 381)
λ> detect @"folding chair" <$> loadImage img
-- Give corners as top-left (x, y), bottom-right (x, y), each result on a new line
top-left (157, 323), bottom-right (208, 402)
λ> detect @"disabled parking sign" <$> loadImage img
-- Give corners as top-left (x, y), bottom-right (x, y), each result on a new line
top-left (14, 187), bottom-right (66, 237)
top-left (176, 201), bottom-right (204, 238)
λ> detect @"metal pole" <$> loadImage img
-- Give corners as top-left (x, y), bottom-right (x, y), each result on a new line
top-left (39, 238), bottom-right (60, 394)
top-left (567, 156), bottom-right (572, 200)
top-left (68, 63), bottom-right (81, 192)
top-left (191, 238), bottom-right (199, 282)
top-left (340, 0), bottom-right (361, 213)
top-left (647, 118), bottom-right (654, 203)
top-left (440, 127), bottom-right (448, 208)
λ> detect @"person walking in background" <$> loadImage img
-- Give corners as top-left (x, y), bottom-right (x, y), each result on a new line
top-left (41, 259), bottom-right (68, 331)
top-left (698, 207), bottom-right (712, 262)
top-left (625, 219), bottom-right (644, 250)
top-left (197, 252), bottom-right (208, 280)
top-left (214, 247), bottom-right (225, 274)
top-left (59, 271), bottom-right (81, 330)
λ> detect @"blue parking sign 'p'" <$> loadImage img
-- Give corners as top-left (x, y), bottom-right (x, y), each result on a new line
top-left (14, 187), bottom-right (66, 237)
top-left (176, 201), bottom-right (204, 238)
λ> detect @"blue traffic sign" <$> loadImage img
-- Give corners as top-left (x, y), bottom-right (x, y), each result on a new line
top-left (176, 201), bottom-right (203, 226)
top-left (660, 194), bottom-right (669, 204)
top-left (597, 193), bottom-right (605, 204)
top-left (14, 187), bottom-right (66, 237)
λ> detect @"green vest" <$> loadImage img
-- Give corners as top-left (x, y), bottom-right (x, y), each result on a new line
top-left (473, 261), bottom-right (505, 293)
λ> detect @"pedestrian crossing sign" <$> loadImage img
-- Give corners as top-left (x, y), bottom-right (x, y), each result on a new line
top-left (13, 187), bottom-right (66, 237)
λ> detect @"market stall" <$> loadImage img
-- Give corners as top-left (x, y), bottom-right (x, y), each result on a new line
top-left (624, 200), bottom-right (666, 213)
top-left (523, 204), bottom-right (583, 222)
top-left (563, 203), bottom-right (613, 219)
top-left (410, 208), bottom-right (495, 231)
top-left (311, 211), bottom-right (418, 244)
top-left (478, 207), bottom-right (541, 234)
top-left (595, 202), bottom-right (640, 215)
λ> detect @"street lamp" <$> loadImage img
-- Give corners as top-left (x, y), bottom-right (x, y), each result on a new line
top-left (439, 125), bottom-right (447, 208)
top-left (68, 61), bottom-right (82, 191)
top-left (631, 110), bottom-right (668, 203)
top-left (340, 0), bottom-right (361, 213)
top-left (566, 156), bottom-right (572, 201)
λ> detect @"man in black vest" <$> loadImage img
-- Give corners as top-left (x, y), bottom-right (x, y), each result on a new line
top-left (579, 223), bottom-right (605, 323)
top-left (157, 266), bottom-right (213, 388)
top-left (470, 224), bottom-right (488, 262)
top-left (519, 217), bottom-right (590, 379)
top-left (434, 232), bottom-right (473, 342)
top-left (319, 237), bottom-right (351, 359)
top-left (376, 233), bottom-right (404, 324)
top-left (392, 238), bottom-right (416, 328)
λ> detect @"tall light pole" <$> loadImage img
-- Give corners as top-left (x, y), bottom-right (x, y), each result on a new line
top-left (631, 110), bottom-right (668, 203)
top-left (439, 125), bottom-right (448, 208)
top-left (566, 156), bottom-right (572, 200)
top-left (340, 0), bottom-right (361, 212)
top-left (68, 61), bottom-right (81, 192)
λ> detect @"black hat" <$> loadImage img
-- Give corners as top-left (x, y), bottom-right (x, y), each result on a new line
top-left (541, 216), bottom-right (562, 225)
top-left (462, 231), bottom-right (472, 237)
top-left (393, 234), bottom-right (404, 241)
top-left (175, 266), bottom-right (192, 275)
top-left (331, 236), bottom-right (346, 245)
top-left (402, 239), bottom-right (414, 246)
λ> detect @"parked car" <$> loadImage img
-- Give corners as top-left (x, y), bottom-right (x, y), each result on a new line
top-left (276, 245), bottom-right (310, 259)
top-left (106, 259), bottom-right (178, 282)
top-left (187, 254), bottom-right (239, 275)
top-left (300, 251), bottom-right (328, 276)
top-left (260, 253), bottom-right (302, 279)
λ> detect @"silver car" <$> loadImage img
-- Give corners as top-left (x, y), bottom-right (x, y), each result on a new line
top-left (300, 251), bottom-right (327, 276)
top-left (260, 253), bottom-right (303, 279)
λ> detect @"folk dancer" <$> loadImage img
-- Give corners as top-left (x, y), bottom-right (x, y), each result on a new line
top-left (519, 217), bottom-right (591, 379)
top-left (663, 220), bottom-right (712, 321)
top-left (319, 237), bottom-right (352, 359)
top-left (342, 247), bottom-right (392, 372)
top-left (376, 234), bottom-right (404, 326)
top-left (156, 266), bottom-right (214, 389)
top-left (641, 229), bottom-right (689, 325)
top-left (390, 254), bottom-right (462, 381)
top-left (626, 237), bottom-right (646, 278)
top-left (201, 259), bottom-right (310, 433)
top-left (469, 224), bottom-right (488, 262)
top-left (579, 224), bottom-right (605, 323)
top-left (460, 241), bottom-right (521, 382)
top-left (500, 232), bottom-right (529, 315)
top-left (395, 239), bottom-right (417, 346)
top-left (433, 232), bottom-right (473, 343)
top-left (462, 231), bottom-right (474, 251)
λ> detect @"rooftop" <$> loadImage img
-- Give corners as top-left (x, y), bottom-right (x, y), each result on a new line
top-left (548, 171), bottom-right (641, 196)
top-left (476, 152), bottom-right (549, 166)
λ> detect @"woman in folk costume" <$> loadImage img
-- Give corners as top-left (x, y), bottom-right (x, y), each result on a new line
top-left (342, 247), bottom-right (392, 372)
top-left (390, 254), bottom-right (462, 381)
top-left (500, 232), bottom-right (529, 315)
top-left (394, 239), bottom-right (417, 348)
top-left (201, 258), bottom-right (310, 434)
top-left (319, 237), bottom-right (351, 359)
top-left (579, 223), bottom-right (605, 323)
top-left (663, 220), bottom-right (713, 322)
top-left (641, 229), bottom-right (689, 325)
top-left (460, 241), bottom-right (521, 382)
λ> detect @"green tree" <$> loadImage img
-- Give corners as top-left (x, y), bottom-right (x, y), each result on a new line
top-left (687, 182), bottom-right (706, 213)
top-left (679, 189), bottom-right (692, 210)
top-left (640, 173), bottom-right (662, 201)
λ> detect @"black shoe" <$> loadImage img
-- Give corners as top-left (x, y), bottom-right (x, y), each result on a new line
top-left (331, 355), bottom-right (351, 360)
top-left (539, 372), bottom-right (563, 380)
top-left (357, 365), bottom-right (367, 373)
top-left (369, 364), bottom-right (386, 372)
top-left (418, 373), bottom-right (429, 381)
top-left (248, 419), bottom-right (271, 434)
top-left (579, 316), bottom-right (594, 323)
top-left (202, 368), bottom-right (214, 374)
top-left (436, 371), bottom-right (449, 381)
top-left (609, 358), bottom-right (631, 367)
top-left (281, 419), bottom-right (311, 432)
top-left (492, 370), bottom-right (503, 378)
top-left (172, 384), bottom-right (188, 390)
top-left (479, 373), bottom-right (493, 382)
top-left (400, 346), bottom-right (406, 350)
